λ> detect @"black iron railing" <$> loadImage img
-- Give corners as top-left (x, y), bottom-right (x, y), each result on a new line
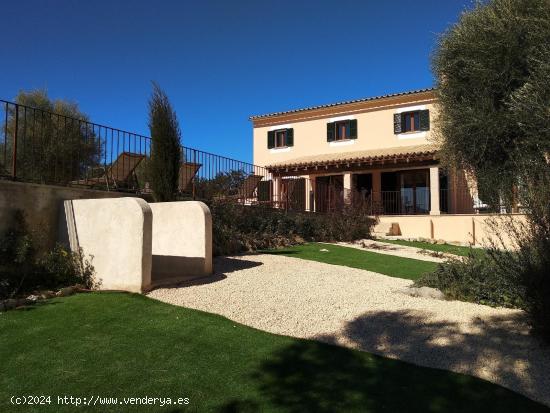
top-left (0, 99), bottom-right (348, 214)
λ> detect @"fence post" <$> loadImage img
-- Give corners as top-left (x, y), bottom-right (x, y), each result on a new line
top-left (192, 149), bottom-right (196, 200)
top-left (12, 104), bottom-right (18, 179)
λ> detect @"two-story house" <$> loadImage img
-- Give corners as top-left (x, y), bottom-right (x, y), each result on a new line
top-left (253, 88), bottom-right (478, 214)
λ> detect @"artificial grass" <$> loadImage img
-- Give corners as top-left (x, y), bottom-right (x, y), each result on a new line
top-left (375, 239), bottom-right (479, 257)
top-left (1, 292), bottom-right (548, 413)
top-left (264, 242), bottom-right (438, 280)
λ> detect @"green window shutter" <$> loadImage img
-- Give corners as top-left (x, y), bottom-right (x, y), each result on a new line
top-left (267, 131), bottom-right (275, 149)
top-left (393, 113), bottom-right (402, 134)
top-left (327, 122), bottom-right (335, 142)
top-left (349, 119), bottom-right (357, 139)
top-left (419, 109), bottom-right (430, 131)
top-left (286, 128), bottom-right (294, 147)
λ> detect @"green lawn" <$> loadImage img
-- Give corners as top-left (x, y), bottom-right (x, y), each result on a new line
top-left (376, 239), bottom-right (479, 257)
top-left (263, 242), bottom-right (438, 280)
top-left (1, 293), bottom-right (547, 412)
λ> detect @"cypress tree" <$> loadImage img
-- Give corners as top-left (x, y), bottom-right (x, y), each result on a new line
top-left (148, 82), bottom-right (182, 202)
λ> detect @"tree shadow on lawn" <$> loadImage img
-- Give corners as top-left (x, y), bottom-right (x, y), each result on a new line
top-left (251, 311), bottom-right (550, 412)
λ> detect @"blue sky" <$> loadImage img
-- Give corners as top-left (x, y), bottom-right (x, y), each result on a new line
top-left (1, 0), bottom-right (469, 163)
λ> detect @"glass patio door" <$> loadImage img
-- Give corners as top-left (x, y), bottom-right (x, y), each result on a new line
top-left (400, 170), bottom-right (430, 214)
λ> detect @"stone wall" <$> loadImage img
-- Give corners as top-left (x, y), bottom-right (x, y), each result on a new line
top-left (0, 180), bottom-right (145, 251)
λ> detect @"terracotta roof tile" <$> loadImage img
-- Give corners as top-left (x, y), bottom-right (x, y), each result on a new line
top-left (249, 88), bottom-right (436, 120)
top-left (266, 144), bottom-right (439, 170)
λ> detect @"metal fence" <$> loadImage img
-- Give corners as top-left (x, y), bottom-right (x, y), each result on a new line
top-left (0, 99), bottom-right (345, 213)
top-left (1, 99), bottom-right (151, 189)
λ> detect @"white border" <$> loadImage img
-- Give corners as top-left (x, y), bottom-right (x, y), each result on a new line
top-left (268, 124), bottom-right (292, 131)
top-left (269, 147), bottom-right (292, 153)
top-left (329, 140), bottom-right (356, 147)
top-left (397, 131), bottom-right (427, 140)
top-left (329, 115), bottom-right (356, 122)
top-left (395, 104), bottom-right (426, 114)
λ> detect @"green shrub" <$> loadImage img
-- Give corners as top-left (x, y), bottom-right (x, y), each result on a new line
top-left (415, 250), bottom-right (524, 308)
top-left (512, 189), bottom-right (550, 341)
top-left (0, 211), bottom-right (96, 300)
top-left (208, 201), bottom-right (375, 256)
top-left (416, 212), bottom-right (550, 342)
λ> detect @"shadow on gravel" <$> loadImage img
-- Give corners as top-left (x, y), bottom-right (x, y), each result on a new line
top-left (250, 310), bottom-right (550, 412)
top-left (213, 256), bottom-right (264, 274)
top-left (148, 257), bottom-right (262, 290)
top-left (336, 310), bottom-right (550, 405)
top-left (259, 250), bottom-right (300, 255)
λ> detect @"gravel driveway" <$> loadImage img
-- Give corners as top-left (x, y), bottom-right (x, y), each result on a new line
top-left (148, 253), bottom-right (550, 406)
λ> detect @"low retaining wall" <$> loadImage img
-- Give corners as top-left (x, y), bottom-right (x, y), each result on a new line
top-left (65, 198), bottom-right (153, 293)
top-left (375, 214), bottom-right (526, 246)
top-left (0, 180), bottom-right (132, 251)
top-left (150, 201), bottom-right (213, 286)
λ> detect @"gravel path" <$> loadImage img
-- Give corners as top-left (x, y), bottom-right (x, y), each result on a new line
top-left (148, 254), bottom-right (550, 406)
top-left (331, 239), bottom-right (447, 262)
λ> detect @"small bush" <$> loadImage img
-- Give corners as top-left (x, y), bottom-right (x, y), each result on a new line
top-left (209, 201), bottom-right (375, 256)
top-left (415, 250), bottom-right (524, 308)
top-left (416, 213), bottom-right (550, 342)
top-left (0, 211), bottom-right (96, 300)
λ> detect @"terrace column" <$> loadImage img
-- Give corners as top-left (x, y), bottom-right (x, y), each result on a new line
top-left (372, 171), bottom-right (382, 213)
top-left (343, 172), bottom-right (352, 204)
top-left (273, 175), bottom-right (282, 209)
top-left (305, 176), bottom-right (312, 212)
top-left (430, 166), bottom-right (441, 215)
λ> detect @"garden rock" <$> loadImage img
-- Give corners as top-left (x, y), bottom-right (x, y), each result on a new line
top-left (26, 294), bottom-right (39, 303)
top-left (57, 287), bottom-right (76, 297)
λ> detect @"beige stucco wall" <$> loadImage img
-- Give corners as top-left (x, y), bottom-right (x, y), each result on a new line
top-left (253, 100), bottom-right (438, 167)
top-left (67, 198), bottom-right (153, 293)
top-left (149, 201), bottom-right (213, 285)
top-left (375, 214), bottom-right (527, 247)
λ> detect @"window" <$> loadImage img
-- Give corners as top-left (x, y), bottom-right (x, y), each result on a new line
top-left (335, 121), bottom-right (350, 140)
top-left (327, 119), bottom-right (357, 142)
top-left (275, 129), bottom-right (287, 147)
top-left (394, 109), bottom-right (430, 134)
top-left (267, 128), bottom-right (294, 149)
top-left (402, 111), bottom-right (420, 132)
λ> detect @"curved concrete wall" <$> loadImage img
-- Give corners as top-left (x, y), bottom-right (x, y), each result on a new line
top-left (149, 201), bottom-right (212, 286)
top-left (66, 197), bottom-right (153, 292)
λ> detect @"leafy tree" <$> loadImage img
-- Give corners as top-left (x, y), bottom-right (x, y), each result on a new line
top-left (432, 0), bottom-right (550, 340)
top-left (432, 0), bottom-right (550, 206)
top-left (0, 89), bottom-right (102, 184)
top-left (148, 83), bottom-right (182, 202)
